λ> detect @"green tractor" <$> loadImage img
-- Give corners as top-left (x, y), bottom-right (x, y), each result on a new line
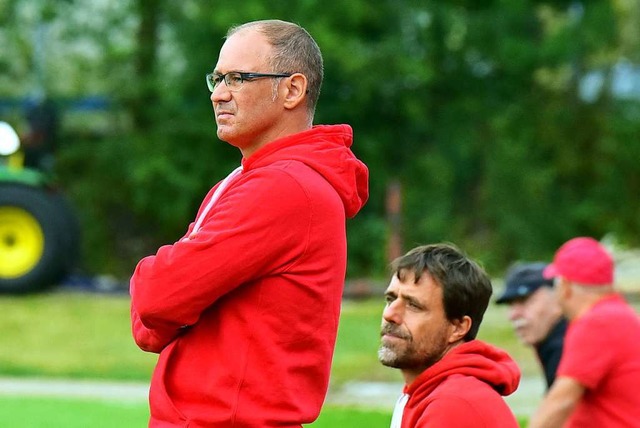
top-left (0, 121), bottom-right (80, 293)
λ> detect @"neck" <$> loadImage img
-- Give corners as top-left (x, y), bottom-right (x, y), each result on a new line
top-left (400, 341), bottom-right (462, 386)
top-left (240, 121), bottom-right (312, 159)
top-left (570, 292), bottom-right (615, 320)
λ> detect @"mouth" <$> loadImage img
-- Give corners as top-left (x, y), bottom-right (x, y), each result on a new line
top-left (380, 324), bottom-right (410, 342)
top-left (216, 111), bottom-right (233, 119)
top-left (381, 333), bottom-right (405, 343)
top-left (512, 319), bottom-right (528, 330)
top-left (380, 335), bottom-right (404, 351)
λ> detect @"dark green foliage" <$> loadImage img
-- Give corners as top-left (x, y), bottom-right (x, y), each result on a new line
top-left (4, 0), bottom-right (638, 278)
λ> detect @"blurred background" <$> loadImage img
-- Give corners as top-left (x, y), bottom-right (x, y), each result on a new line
top-left (0, 0), bottom-right (639, 426)
top-left (2, 0), bottom-right (640, 283)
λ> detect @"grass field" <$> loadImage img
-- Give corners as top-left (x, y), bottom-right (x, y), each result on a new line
top-left (0, 289), bottom-right (541, 426)
top-left (0, 397), bottom-right (392, 428)
top-left (0, 290), bottom-right (538, 382)
top-left (0, 396), bottom-right (149, 428)
top-left (0, 292), bottom-right (155, 380)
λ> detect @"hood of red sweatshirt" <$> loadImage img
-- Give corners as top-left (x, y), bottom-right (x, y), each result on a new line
top-left (406, 340), bottom-right (521, 399)
top-left (241, 124), bottom-right (369, 218)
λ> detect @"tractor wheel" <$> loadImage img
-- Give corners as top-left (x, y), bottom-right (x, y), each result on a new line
top-left (0, 184), bottom-right (78, 293)
top-left (47, 191), bottom-right (82, 276)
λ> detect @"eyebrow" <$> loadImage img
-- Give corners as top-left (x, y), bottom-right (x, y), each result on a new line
top-left (404, 294), bottom-right (425, 309)
top-left (213, 69), bottom-right (253, 74)
top-left (385, 290), bottom-right (425, 309)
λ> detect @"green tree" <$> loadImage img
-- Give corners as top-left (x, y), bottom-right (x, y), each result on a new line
top-left (2, 0), bottom-right (638, 278)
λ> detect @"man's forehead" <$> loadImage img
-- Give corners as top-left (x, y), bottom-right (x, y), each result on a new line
top-left (215, 30), bottom-right (270, 70)
top-left (386, 270), bottom-right (435, 293)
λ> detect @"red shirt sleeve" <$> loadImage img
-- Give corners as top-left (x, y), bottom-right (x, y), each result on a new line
top-left (130, 168), bottom-right (312, 338)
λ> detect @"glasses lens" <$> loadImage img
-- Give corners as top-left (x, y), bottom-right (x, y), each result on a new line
top-left (225, 72), bottom-right (243, 91)
top-left (206, 74), bottom-right (216, 92)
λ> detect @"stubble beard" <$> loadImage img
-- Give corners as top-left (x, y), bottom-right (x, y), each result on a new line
top-left (378, 344), bottom-right (401, 368)
top-left (378, 323), bottom-right (449, 371)
top-left (378, 324), bottom-right (416, 369)
top-left (378, 342), bottom-right (444, 371)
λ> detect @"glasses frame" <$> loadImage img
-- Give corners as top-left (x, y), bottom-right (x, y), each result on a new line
top-left (206, 71), bottom-right (293, 92)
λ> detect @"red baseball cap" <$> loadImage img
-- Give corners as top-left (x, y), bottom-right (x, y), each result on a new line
top-left (543, 237), bottom-right (614, 286)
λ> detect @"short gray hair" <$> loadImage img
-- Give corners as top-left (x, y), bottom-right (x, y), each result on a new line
top-left (228, 20), bottom-right (324, 117)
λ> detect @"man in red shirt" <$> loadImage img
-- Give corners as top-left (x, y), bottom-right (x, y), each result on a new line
top-left (379, 243), bottom-right (521, 427)
top-left (130, 20), bottom-right (369, 427)
top-left (530, 237), bottom-right (640, 427)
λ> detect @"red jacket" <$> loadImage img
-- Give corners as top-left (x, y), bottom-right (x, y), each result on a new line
top-left (130, 125), bottom-right (368, 427)
top-left (400, 340), bottom-right (521, 428)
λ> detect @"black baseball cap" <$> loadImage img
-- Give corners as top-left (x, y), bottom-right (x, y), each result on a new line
top-left (495, 262), bottom-right (554, 304)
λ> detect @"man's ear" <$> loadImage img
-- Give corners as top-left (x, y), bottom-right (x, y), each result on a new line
top-left (448, 316), bottom-right (472, 344)
top-left (557, 276), bottom-right (571, 300)
top-left (282, 73), bottom-right (307, 110)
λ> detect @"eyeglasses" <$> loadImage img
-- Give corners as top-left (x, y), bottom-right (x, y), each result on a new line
top-left (206, 71), bottom-right (292, 92)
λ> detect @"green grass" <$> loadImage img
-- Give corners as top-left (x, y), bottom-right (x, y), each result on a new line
top-left (310, 406), bottom-right (391, 427)
top-left (0, 397), bottom-right (390, 428)
top-left (0, 291), bottom-right (538, 382)
top-left (0, 290), bottom-right (542, 426)
top-left (0, 292), bottom-right (155, 380)
top-left (0, 291), bottom-right (536, 382)
top-left (0, 397), bottom-right (149, 428)
top-left (332, 299), bottom-right (401, 384)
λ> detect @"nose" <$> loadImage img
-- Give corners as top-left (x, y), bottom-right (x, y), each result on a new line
top-left (210, 81), bottom-right (231, 103)
top-left (508, 302), bottom-right (524, 321)
top-left (382, 299), bottom-right (403, 325)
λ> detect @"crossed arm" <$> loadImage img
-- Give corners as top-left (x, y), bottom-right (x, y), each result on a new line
top-left (129, 169), bottom-right (311, 353)
top-left (130, 301), bottom-right (183, 353)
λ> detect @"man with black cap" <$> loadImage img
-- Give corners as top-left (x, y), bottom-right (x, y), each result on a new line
top-left (496, 262), bottom-right (567, 390)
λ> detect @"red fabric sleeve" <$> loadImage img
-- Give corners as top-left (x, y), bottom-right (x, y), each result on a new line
top-left (130, 168), bottom-right (311, 336)
top-left (130, 302), bottom-right (181, 353)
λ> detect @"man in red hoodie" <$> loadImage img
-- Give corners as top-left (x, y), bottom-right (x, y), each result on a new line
top-left (379, 244), bottom-right (521, 427)
top-left (130, 20), bottom-right (369, 427)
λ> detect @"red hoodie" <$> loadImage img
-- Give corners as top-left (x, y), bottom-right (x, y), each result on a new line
top-left (399, 340), bottom-right (520, 428)
top-left (130, 125), bottom-right (368, 427)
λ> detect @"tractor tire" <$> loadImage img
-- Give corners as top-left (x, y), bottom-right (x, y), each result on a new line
top-left (0, 184), bottom-right (79, 293)
top-left (47, 191), bottom-right (82, 276)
